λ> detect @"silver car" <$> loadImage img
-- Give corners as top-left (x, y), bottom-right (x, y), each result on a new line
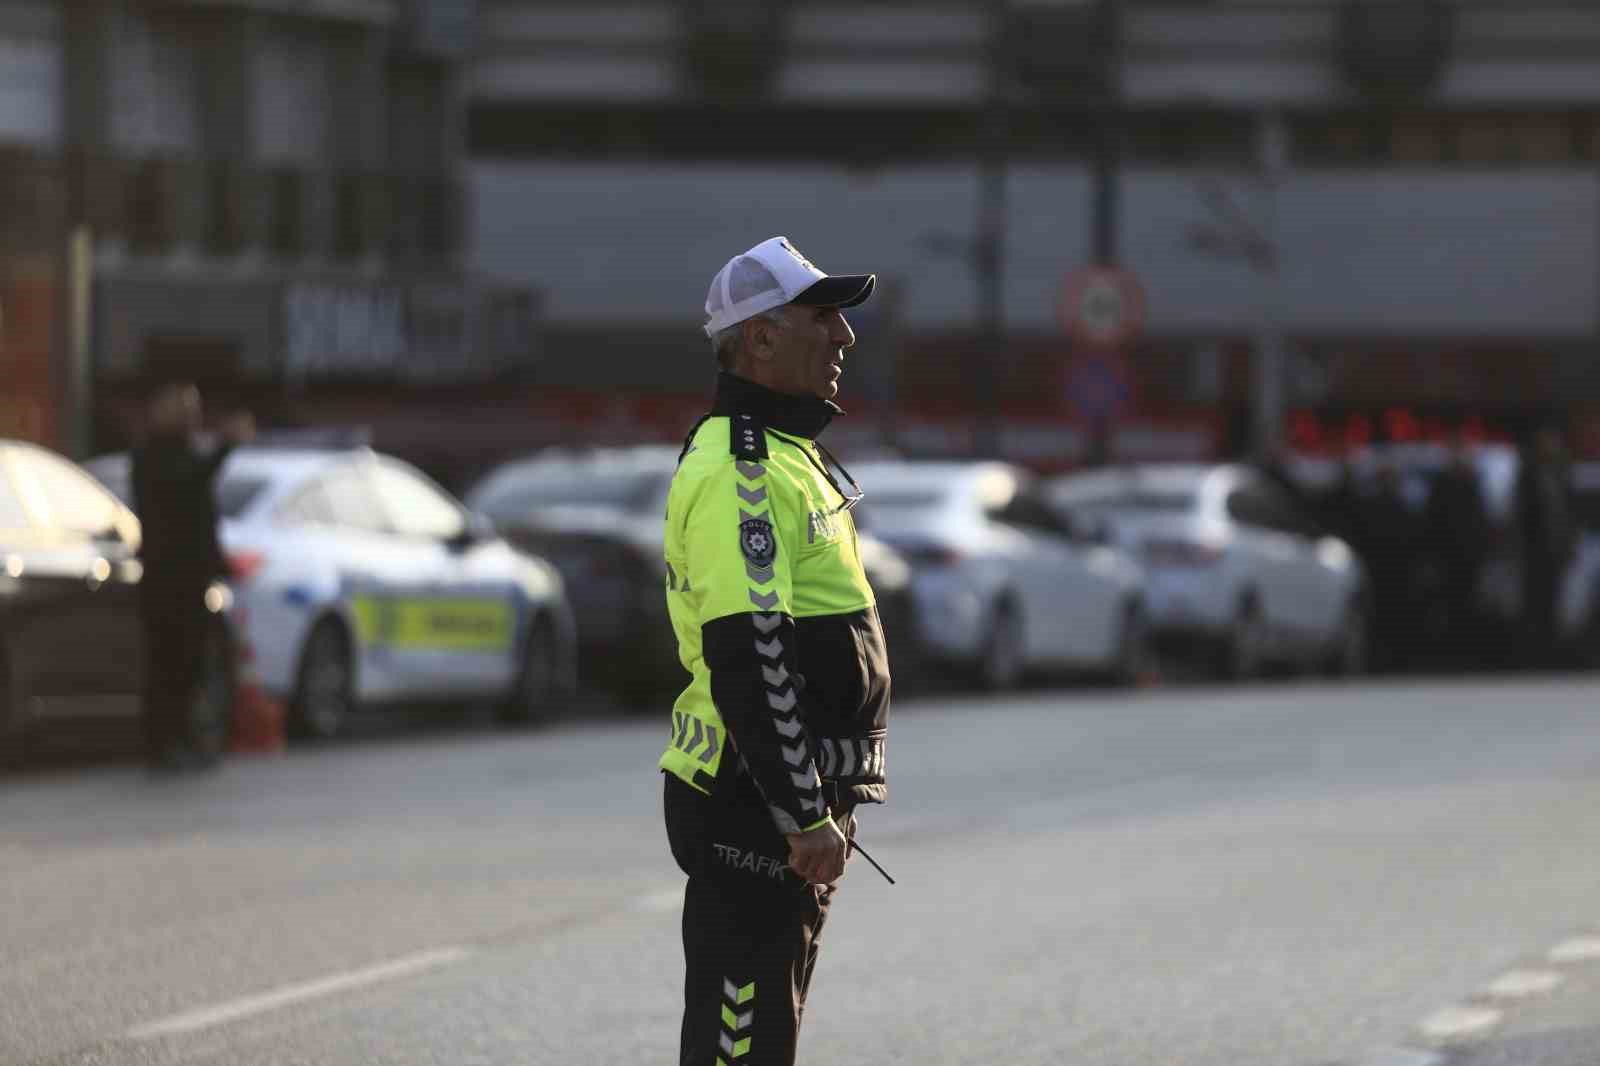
top-left (1050, 464), bottom-right (1369, 679)
top-left (849, 460), bottom-right (1148, 689)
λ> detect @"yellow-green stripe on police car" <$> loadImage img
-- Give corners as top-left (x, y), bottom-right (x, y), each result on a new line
top-left (350, 596), bottom-right (515, 652)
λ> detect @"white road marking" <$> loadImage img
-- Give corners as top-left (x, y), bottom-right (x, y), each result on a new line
top-left (1416, 1004), bottom-right (1502, 1042)
top-left (1352, 1047), bottom-right (1444, 1066)
top-left (1485, 968), bottom-right (1565, 999)
top-left (125, 947), bottom-right (473, 1041)
top-left (1547, 935), bottom-right (1600, 963)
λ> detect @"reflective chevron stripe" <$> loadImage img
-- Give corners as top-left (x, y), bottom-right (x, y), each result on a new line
top-left (717, 978), bottom-right (755, 1062)
top-left (667, 713), bottom-right (721, 764)
top-left (816, 735), bottom-right (888, 780)
top-left (732, 443), bottom-right (825, 830)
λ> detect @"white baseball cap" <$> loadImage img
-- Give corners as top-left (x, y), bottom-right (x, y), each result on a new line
top-left (702, 236), bottom-right (876, 338)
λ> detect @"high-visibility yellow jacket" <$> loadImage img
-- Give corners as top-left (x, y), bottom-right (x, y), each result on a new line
top-left (659, 373), bottom-right (891, 834)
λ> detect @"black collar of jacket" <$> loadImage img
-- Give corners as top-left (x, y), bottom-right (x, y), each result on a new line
top-left (711, 372), bottom-right (842, 441)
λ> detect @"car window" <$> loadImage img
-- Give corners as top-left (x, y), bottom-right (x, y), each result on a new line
top-left (319, 468), bottom-right (391, 533)
top-left (371, 462), bottom-right (466, 540)
top-left (990, 491), bottom-right (1066, 536)
top-left (10, 445), bottom-right (124, 539)
top-left (275, 481), bottom-right (339, 527)
top-left (216, 476), bottom-right (270, 519)
top-left (0, 459), bottom-right (32, 531)
top-left (1228, 482), bottom-right (1312, 537)
top-left (1064, 489), bottom-right (1195, 515)
top-left (475, 471), bottom-right (666, 517)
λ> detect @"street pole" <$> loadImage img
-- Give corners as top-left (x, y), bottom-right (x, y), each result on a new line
top-left (976, 0), bottom-right (1009, 460)
top-left (65, 224), bottom-right (94, 460)
top-left (1087, 0), bottom-right (1122, 467)
top-left (1091, 0), bottom-right (1121, 268)
top-left (1252, 112), bottom-right (1289, 464)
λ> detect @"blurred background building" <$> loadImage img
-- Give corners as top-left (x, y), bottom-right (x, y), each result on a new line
top-left (3, 1), bottom-right (1600, 483)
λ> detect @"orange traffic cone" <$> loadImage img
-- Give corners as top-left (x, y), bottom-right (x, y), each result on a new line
top-left (228, 617), bottom-right (286, 756)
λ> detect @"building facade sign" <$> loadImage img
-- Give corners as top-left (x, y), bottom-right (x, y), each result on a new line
top-left (283, 282), bottom-right (409, 381)
top-left (280, 279), bottom-right (539, 383)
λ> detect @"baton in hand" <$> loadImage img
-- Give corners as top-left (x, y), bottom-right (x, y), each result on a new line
top-left (849, 837), bottom-right (896, 885)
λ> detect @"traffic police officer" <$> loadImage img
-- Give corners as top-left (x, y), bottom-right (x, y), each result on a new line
top-left (661, 237), bottom-right (891, 1065)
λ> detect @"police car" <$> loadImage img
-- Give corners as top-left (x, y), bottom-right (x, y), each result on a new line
top-left (209, 446), bottom-right (576, 738)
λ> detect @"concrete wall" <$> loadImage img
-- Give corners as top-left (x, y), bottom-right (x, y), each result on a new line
top-left (472, 161), bottom-right (1599, 338)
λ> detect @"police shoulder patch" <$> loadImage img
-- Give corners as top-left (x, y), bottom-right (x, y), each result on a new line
top-left (739, 518), bottom-right (777, 568)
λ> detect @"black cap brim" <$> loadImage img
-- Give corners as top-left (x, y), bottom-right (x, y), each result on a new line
top-left (794, 274), bottom-right (876, 309)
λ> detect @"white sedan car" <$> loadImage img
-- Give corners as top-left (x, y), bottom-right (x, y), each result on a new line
top-left (1049, 464), bottom-right (1368, 679)
top-left (208, 447), bottom-right (576, 738)
top-left (850, 460), bottom-right (1148, 688)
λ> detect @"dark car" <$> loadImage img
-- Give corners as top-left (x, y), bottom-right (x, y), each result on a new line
top-left (0, 440), bottom-right (235, 768)
top-left (467, 445), bottom-right (922, 707)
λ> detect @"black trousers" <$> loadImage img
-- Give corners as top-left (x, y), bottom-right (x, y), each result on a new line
top-left (664, 771), bottom-right (852, 1066)
top-left (140, 582), bottom-right (208, 759)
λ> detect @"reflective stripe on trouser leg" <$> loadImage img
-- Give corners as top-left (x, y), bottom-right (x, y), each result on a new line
top-left (677, 874), bottom-right (832, 1066)
top-left (717, 979), bottom-right (754, 1061)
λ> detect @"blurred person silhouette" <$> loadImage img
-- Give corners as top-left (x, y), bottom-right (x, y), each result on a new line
top-left (1424, 431), bottom-right (1489, 661)
top-left (1321, 455), bottom-right (1363, 547)
top-left (131, 382), bottom-right (255, 772)
top-left (1514, 425), bottom-right (1577, 668)
top-left (1360, 460), bottom-right (1420, 672)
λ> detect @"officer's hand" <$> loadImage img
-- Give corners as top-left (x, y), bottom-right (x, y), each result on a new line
top-left (785, 817), bottom-right (848, 885)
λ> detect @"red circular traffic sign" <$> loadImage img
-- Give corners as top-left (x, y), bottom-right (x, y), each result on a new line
top-left (1058, 267), bottom-right (1146, 350)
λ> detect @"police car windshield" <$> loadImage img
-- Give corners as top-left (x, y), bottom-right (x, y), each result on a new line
top-left (216, 477), bottom-right (269, 518)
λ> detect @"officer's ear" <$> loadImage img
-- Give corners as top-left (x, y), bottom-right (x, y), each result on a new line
top-left (745, 312), bottom-right (783, 364)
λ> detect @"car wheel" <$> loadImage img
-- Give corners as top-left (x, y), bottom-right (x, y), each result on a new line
top-left (183, 623), bottom-right (236, 765)
top-left (500, 615), bottom-right (560, 726)
top-left (1327, 601), bottom-right (1370, 678)
top-left (1219, 598), bottom-right (1265, 682)
top-left (1113, 602), bottom-right (1152, 686)
top-left (975, 600), bottom-right (1024, 691)
top-left (291, 620), bottom-right (354, 741)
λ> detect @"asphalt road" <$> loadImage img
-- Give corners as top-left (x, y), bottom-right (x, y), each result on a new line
top-left (6, 676), bottom-right (1600, 1066)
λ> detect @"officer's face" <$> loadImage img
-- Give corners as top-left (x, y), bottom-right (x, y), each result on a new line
top-left (759, 304), bottom-right (857, 402)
